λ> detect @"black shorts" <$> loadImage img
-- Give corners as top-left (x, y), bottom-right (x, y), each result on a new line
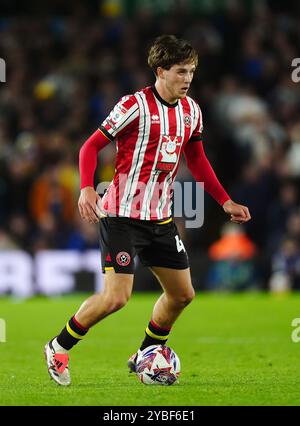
top-left (99, 217), bottom-right (189, 274)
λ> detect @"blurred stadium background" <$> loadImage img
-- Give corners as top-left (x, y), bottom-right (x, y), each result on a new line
top-left (1, 0), bottom-right (300, 298)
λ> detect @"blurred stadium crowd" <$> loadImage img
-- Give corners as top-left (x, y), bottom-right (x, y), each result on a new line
top-left (1, 0), bottom-right (300, 291)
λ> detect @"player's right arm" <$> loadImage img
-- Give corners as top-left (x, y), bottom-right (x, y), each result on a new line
top-left (78, 95), bottom-right (139, 224)
top-left (78, 129), bottom-right (111, 224)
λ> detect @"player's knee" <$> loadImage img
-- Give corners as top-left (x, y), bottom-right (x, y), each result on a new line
top-left (107, 294), bottom-right (129, 314)
top-left (175, 288), bottom-right (195, 307)
top-left (110, 299), bottom-right (127, 313)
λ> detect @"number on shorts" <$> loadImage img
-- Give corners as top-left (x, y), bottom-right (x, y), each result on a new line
top-left (175, 235), bottom-right (185, 252)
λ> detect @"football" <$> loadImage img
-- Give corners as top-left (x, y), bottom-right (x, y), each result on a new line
top-left (135, 345), bottom-right (180, 385)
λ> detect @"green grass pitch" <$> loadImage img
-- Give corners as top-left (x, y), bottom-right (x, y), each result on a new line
top-left (0, 292), bottom-right (300, 406)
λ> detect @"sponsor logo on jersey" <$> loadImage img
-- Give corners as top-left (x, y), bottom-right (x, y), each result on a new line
top-left (109, 104), bottom-right (128, 125)
top-left (151, 114), bottom-right (160, 124)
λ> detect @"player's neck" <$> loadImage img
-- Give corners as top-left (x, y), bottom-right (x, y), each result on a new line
top-left (154, 82), bottom-right (178, 105)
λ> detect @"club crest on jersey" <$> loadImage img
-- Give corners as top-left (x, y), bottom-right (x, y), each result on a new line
top-left (184, 113), bottom-right (191, 128)
top-left (155, 135), bottom-right (182, 172)
top-left (116, 251), bottom-right (131, 266)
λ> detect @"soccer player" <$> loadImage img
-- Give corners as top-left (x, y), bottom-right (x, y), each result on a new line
top-left (44, 35), bottom-right (251, 385)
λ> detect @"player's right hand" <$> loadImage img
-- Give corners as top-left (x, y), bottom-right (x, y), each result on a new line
top-left (78, 186), bottom-right (105, 224)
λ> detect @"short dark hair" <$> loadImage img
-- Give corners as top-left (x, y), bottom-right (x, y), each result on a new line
top-left (148, 35), bottom-right (198, 75)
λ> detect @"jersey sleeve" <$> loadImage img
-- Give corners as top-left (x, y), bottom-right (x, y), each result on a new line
top-left (99, 95), bottom-right (139, 141)
top-left (184, 139), bottom-right (230, 206)
top-left (189, 102), bottom-right (203, 143)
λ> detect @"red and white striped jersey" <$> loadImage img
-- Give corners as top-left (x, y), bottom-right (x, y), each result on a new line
top-left (99, 85), bottom-right (203, 220)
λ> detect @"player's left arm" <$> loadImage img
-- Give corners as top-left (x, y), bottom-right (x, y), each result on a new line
top-left (183, 102), bottom-right (250, 224)
top-left (222, 199), bottom-right (251, 224)
top-left (184, 141), bottom-right (251, 224)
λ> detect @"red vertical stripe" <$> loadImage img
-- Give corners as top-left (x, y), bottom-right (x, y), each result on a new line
top-left (135, 89), bottom-right (161, 219)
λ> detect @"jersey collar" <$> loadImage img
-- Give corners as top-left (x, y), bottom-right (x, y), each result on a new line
top-left (151, 85), bottom-right (178, 108)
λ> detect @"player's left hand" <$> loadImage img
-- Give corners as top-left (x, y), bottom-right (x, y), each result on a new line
top-left (222, 199), bottom-right (251, 224)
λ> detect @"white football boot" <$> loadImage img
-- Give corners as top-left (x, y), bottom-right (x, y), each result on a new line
top-left (44, 339), bottom-right (71, 386)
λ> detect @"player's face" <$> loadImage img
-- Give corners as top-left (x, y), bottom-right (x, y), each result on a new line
top-left (160, 62), bottom-right (196, 102)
